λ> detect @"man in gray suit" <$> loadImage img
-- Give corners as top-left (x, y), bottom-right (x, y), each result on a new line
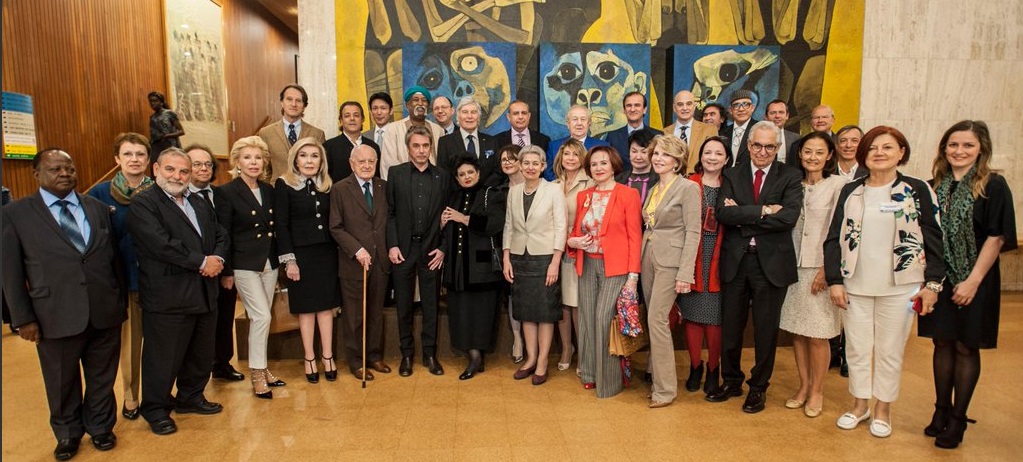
top-left (3, 149), bottom-right (126, 460)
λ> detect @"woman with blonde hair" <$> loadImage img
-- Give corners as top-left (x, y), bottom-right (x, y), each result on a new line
top-left (274, 138), bottom-right (341, 383)
top-left (216, 136), bottom-right (284, 398)
top-left (640, 135), bottom-right (701, 407)
top-left (553, 138), bottom-right (590, 371)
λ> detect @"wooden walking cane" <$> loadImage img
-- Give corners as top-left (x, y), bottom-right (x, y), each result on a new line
top-left (361, 265), bottom-right (368, 389)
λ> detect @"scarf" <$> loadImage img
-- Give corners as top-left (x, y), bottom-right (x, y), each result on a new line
top-left (110, 171), bottom-right (154, 205)
top-left (935, 165), bottom-right (977, 285)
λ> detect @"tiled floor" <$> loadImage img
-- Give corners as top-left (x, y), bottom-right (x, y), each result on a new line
top-left (4, 294), bottom-right (1023, 461)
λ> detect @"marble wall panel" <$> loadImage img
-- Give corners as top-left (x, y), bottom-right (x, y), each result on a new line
top-left (298, 0), bottom-right (338, 138)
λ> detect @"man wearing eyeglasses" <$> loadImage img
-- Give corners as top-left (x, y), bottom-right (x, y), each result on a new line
top-left (709, 121), bottom-right (803, 414)
top-left (720, 90), bottom-right (759, 167)
top-left (664, 90), bottom-right (718, 173)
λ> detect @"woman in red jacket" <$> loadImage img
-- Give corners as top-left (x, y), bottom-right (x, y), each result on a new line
top-left (566, 146), bottom-right (642, 398)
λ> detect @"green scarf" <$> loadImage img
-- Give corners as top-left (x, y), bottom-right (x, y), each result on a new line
top-left (935, 165), bottom-right (977, 285)
top-left (110, 171), bottom-right (154, 205)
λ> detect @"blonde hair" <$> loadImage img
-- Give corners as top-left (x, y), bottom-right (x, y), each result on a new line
top-left (228, 136), bottom-right (270, 180)
top-left (280, 137), bottom-right (332, 192)
top-left (648, 134), bottom-right (689, 175)
top-left (553, 138), bottom-right (585, 180)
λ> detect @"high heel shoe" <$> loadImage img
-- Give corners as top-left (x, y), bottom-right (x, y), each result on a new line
top-left (924, 404), bottom-right (951, 437)
top-left (322, 357), bottom-right (338, 382)
top-left (557, 345), bottom-right (574, 371)
top-left (264, 368), bottom-right (286, 387)
top-left (304, 358), bottom-right (319, 384)
top-left (251, 369), bottom-right (272, 399)
top-left (511, 337), bottom-right (524, 364)
top-left (121, 401), bottom-right (140, 420)
top-left (935, 414), bottom-right (975, 449)
top-left (459, 354), bottom-right (484, 380)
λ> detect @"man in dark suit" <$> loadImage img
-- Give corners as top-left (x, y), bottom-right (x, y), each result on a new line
top-left (128, 148), bottom-right (228, 435)
top-left (605, 91), bottom-right (662, 173)
top-left (545, 105), bottom-right (609, 180)
top-left (708, 121), bottom-right (803, 414)
top-left (329, 144), bottom-right (392, 380)
top-left (4, 149), bottom-right (126, 460)
top-left (764, 99), bottom-right (802, 166)
top-left (719, 90), bottom-right (759, 168)
top-left (431, 96), bottom-right (457, 135)
top-left (437, 96), bottom-right (500, 186)
top-left (386, 125), bottom-right (448, 377)
top-left (185, 144), bottom-right (245, 382)
top-left (494, 100), bottom-right (550, 154)
top-left (363, 92), bottom-right (393, 146)
top-left (324, 101), bottom-right (381, 181)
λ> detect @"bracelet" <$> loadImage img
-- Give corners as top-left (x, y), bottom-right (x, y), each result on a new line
top-left (627, 273), bottom-right (639, 281)
top-left (924, 281), bottom-right (943, 293)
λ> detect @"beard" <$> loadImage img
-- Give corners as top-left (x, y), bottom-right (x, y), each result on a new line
top-left (156, 175), bottom-right (187, 197)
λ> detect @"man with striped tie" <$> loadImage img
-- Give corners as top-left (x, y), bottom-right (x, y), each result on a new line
top-left (494, 100), bottom-right (550, 157)
top-left (3, 149), bottom-right (126, 460)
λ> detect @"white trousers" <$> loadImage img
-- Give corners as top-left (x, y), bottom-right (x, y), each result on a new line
top-left (234, 261), bottom-right (277, 369)
top-left (843, 290), bottom-right (916, 402)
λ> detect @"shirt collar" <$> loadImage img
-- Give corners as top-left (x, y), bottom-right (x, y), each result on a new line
top-left (460, 128), bottom-right (479, 140)
top-left (357, 176), bottom-right (373, 189)
top-left (283, 118), bottom-right (303, 132)
top-left (188, 184), bottom-right (212, 194)
top-left (39, 188), bottom-right (78, 207)
top-left (750, 162), bottom-right (773, 177)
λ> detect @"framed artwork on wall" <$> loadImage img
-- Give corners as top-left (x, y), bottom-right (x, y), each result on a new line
top-left (164, 0), bottom-right (229, 155)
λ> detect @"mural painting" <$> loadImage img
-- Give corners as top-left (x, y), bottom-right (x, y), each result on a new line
top-left (671, 45), bottom-right (781, 123)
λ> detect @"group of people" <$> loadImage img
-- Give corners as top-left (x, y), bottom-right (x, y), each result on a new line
top-left (2, 82), bottom-right (1014, 461)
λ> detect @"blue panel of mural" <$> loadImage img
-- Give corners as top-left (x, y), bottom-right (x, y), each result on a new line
top-left (402, 42), bottom-right (517, 134)
top-left (671, 45), bottom-right (781, 122)
top-left (539, 43), bottom-right (651, 140)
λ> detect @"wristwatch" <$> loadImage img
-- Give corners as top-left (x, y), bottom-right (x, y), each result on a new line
top-left (924, 281), bottom-right (943, 293)
top-left (761, 205), bottom-right (772, 217)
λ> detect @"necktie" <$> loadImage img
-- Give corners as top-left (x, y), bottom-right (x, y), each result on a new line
top-left (516, 133), bottom-right (525, 146)
top-left (363, 182), bottom-right (373, 213)
top-left (375, 128), bottom-right (383, 145)
top-left (753, 169), bottom-right (764, 203)
top-left (288, 123), bottom-right (297, 145)
top-left (467, 135), bottom-right (477, 156)
top-left (733, 126), bottom-right (744, 149)
top-left (198, 189), bottom-right (214, 209)
top-left (680, 125), bottom-right (688, 143)
top-left (56, 200), bottom-right (87, 253)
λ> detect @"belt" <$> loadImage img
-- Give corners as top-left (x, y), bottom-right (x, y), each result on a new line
top-left (745, 244), bottom-right (758, 254)
top-left (410, 235), bottom-right (423, 242)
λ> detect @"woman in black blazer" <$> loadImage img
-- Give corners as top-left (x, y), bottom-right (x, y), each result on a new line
top-left (216, 136), bottom-right (284, 399)
top-left (274, 138), bottom-right (341, 383)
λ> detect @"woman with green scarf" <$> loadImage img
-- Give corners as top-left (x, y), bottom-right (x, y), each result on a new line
top-left (919, 120), bottom-right (1016, 449)
top-left (87, 132), bottom-right (155, 420)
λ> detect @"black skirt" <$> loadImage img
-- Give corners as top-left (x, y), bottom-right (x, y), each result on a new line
top-left (285, 242), bottom-right (341, 314)
top-left (509, 253), bottom-right (562, 323)
top-left (447, 289), bottom-right (500, 351)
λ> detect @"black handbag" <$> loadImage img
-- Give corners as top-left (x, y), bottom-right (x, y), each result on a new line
top-left (483, 187), bottom-right (502, 271)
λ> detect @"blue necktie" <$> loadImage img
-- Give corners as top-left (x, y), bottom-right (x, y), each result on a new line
top-left (467, 135), bottom-right (477, 156)
top-left (288, 123), bottom-right (297, 145)
top-left (56, 200), bottom-right (87, 253)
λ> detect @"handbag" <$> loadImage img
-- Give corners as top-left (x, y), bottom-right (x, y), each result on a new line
top-left (483, 187), bottom-right (502, 272)
top-left (609, 315), bottom-right (649, 356)
top-left (608, 286), bottom-right (648, 356)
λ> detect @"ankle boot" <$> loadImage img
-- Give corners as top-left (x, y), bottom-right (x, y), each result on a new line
top-left (685, 361), bottom-right (704, 392)
top-left (935, 414), bottom-right (972, 449)
top-left (703, 365), bottom-right (721, 395)
top-left (924, 404), bottom-right (950, 437)
top-left (251, 369), bottom-right (272, 399)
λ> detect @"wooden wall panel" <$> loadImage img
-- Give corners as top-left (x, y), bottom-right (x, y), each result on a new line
top-left (1, 0), bottom-right (166, 199)
top-left (223, 0), bottom-right (299, 147)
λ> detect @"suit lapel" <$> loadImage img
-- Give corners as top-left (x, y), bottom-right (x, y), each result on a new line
top-left (348, 177), bottom-right (372, 216)
top-left (733, 165), bottom-right (756, 204)
top-left (598, 185), bottom-right (619, 237)
top-left (79, 193), bottom-right (104, 254)
top-left (652, 177), bottom-right (682, 224)
top-left (158, 191), bottom-right (202, 237)
top-left (757, 163), bottom-right (784, 204)
top-left (28, 193), bottom-right (80, 251)
top-left (275, 121), bottom-right (289, 147)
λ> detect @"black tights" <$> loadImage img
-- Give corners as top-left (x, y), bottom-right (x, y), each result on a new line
top-left (932, 339), bottom-right (981, 417)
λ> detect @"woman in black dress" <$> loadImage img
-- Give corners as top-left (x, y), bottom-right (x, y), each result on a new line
top-left (274, 138), bottom-right (342, 383)
top-left (919, 120), bottom-right (1016, 449)
top-left (441, 157), bottom-right (507, 380)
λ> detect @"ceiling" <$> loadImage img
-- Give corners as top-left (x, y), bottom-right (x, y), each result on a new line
top-left (253, 0), bottom-right (298, 33)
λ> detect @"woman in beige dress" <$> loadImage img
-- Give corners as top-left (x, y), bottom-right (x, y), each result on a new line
top-left (553, 138), bottom-right (589, 372)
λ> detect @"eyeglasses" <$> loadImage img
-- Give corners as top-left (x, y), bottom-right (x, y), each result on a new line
top-left (500, 158), bottom-right (518, 164)
top-left (191, 161), bottom-right (213, 169)
top-left (731, 101), bottom-right (753, 109)
top-left (749, 143), bottom-right (778, 153)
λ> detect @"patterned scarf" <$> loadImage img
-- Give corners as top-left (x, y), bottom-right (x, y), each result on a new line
top-left (935, 165), bottom-right (977, 284)
top-left (110, 171), bottom-right (154, 205)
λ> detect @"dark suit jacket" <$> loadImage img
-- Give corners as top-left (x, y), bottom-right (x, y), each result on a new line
top-left (323, 134), bottom-right (380, 182)
top-left (2, 193), bottom-right (126, 338)
top-left (493, 129), bottom-right (551, 154)
top-left (128, 186), bottom-right (227, 314)
top-left (215, 177), bottom-right (278, 274)
top-left (436, 131), bottom-right (501, 187)
top-left (720, 119), bottom-right (759, 168)
top-left (605, 125), bottom-right (663, 172)
top-left (273, 178), bottom-right (335, 256)
top-left (781, 129), bottom-right (802, 167)
top-left (329, 175), bottom-right (390, 280)
top-left (715, 161), bottom-right (803, 287)
top-left (386, 163), bottom-right (448, 254)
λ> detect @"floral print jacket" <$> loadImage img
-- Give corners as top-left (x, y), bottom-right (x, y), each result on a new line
top-left (823, 172), bottom-right (946, 287)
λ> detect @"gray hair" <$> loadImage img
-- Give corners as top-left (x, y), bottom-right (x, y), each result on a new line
top-left (749, 120), bottom-right (782, 145)
top-left (456, 96), bottom-right (481, 114)
top-left (518, 144), bottom-right (547, 165)
top-left (155, 146), bottom-right (192, 166)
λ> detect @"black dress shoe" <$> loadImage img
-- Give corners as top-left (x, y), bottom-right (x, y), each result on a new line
top-left (175, 399), bottom-right (224, 415)
top-left (121, 402), bottom-right (140, 420)
top-left (399, 356), bottom-right (414, 377)
top-left (212, 365), bottom-right (245, 381)
top-left (458, 356), bottom-right (483, 380)
top-left (149, 418), bottom-right (177, 436)
top-left (91, 432), bottom-right (117, 451)
top-left (424, 356), bottom-right (444, 376)
top-left (742, 390), bottom-right (767, 413)
top-left (54, 438), bottom-right (81, 461)
top-left (705, 383), bottom-right (743, 402)
top-left (840, 363), bottom-right (849, 378)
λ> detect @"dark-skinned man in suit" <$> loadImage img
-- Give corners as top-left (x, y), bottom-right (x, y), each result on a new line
top-left (3, 149), bottom-right (126, 460)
